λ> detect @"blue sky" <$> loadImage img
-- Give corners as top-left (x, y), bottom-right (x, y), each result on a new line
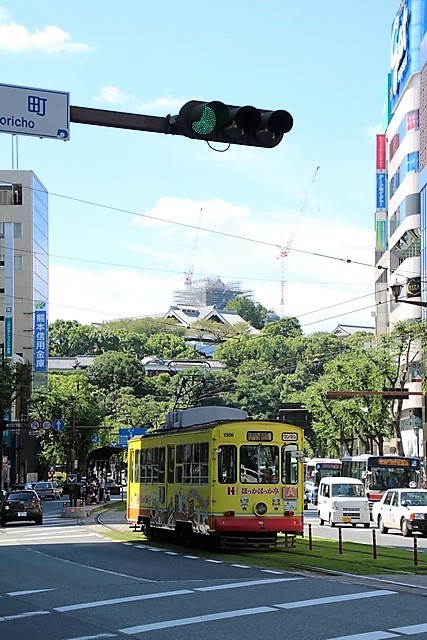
top-left (0, 1), bottom-right (398, 332)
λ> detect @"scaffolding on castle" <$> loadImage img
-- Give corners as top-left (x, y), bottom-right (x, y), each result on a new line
top-left (173, 277), bottom-right (253, 310)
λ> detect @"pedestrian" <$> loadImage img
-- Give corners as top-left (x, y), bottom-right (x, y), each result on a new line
top-left (99, 474), bottom-right (106, 502)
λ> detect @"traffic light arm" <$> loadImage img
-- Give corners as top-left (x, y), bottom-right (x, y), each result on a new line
top-left (70, 106), bottom-right (170, 134)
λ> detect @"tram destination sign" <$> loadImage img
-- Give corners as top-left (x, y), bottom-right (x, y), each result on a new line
top-left (0, 82), bottom-right (70, 140)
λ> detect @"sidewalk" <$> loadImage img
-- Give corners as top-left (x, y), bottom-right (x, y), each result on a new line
top-left (61, 494), bottom-right (125, 519)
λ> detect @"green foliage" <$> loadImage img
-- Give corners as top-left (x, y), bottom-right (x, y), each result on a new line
top-left (30, 373), bottom-right (103, 475)
top-left (102, 316), bottom-right (185, 336)
top-left (86, 352), bottom-right (147, 393)
top-left (260, 316), bottom-right (303, 338)
top-left (0, 361), bottom-right (32, 427)
top-left (224, 297), bottom-right (268, 329)
top-left (145, 333), bottom-right (198, 359)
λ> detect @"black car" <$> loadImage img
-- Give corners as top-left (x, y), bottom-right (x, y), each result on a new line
top-left (0, 489), bottom-right (43, 526)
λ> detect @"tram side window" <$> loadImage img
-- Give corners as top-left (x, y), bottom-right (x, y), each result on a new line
top-left (218, 445), bottom-right (237, 484)
top-left (134, 449), bottom-right (140, 483)
top-left (282, 445), bottom-right (298, 484)
top-left (140, 447), bottom-right (165, 484)
top-left (167, 446), bottom-right (175, 483)
top-left (175, 445), bottom-right (183, 483)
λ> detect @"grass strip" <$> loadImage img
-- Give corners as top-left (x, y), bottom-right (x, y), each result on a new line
top-left (98, 525), bottom-right (427, 576)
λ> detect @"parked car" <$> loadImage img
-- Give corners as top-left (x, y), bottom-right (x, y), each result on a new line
top-left (372, 488), bottom-right (427, 537)
top-left (0, 489), bottom-right (43, 526)
top-left (34, 481), bottom-right (61, 500)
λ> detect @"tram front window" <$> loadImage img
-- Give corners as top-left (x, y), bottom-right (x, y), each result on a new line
top-left (240, 445), bottom-right (279, 484)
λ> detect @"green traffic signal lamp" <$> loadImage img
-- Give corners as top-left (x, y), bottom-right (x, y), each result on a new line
top-left (177, 100), bottom-right (293, 148)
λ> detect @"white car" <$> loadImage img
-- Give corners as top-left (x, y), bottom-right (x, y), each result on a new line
top-left (372, 488), bottom-right (427, 537)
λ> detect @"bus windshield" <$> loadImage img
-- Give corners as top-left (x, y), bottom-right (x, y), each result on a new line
top-left (369, 467), bottom-right (418, 490)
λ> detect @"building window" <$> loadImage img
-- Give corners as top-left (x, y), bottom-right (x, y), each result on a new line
top-left (0, 222), bottom-right (23, 238)
top-left (0, 184), bottom-right (22, 205)
top-left (0, 255), bottom-right (24, 270)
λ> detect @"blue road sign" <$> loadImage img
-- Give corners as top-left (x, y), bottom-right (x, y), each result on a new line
top-left (42, 420), bottom-right (52, 430)
top-left (91, 434), bottom-right (99, 444)
top-left (52, 418), bottom-right (65, 432)
top-left (29, 420), bottom-right (40, 431)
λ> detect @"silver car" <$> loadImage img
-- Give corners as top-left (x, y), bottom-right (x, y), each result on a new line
top-left (34, 481), bottom-right (60, 500)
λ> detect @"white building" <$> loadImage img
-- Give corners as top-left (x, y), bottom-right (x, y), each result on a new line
top-left (0, 169), bottom-right (48, 484)
top-left (374, 0), bottom-right (425, 458)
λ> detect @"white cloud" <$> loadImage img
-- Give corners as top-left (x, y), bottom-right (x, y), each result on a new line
top-left (49, 264), bottom-right (181, 325)
top-left (94, 86), bottom-right (133, 105)
top-left (137, 97), bottom-right (189, 115)
top-left (0, 9), bottom-right (93, 53)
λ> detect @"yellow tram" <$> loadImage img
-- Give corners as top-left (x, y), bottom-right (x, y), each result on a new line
top-left (127, 406), bottom-right (305, 548)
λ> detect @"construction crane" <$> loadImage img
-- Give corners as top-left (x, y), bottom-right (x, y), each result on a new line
top-left (184, 207), bottom-right (203, 286)
top-left (278, 165), bottom-right (320, 316)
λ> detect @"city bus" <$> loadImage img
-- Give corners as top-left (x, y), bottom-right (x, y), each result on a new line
top-left (341, 454), bottom-right (422, 508)
top-left (127, 405), bottom-right (305, 549)
top-left (305, 458), bottom-right (342, 484)
top-left (304, 458), bottom-right (342, 505)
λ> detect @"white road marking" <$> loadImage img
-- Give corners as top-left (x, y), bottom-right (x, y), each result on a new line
top-left (183, 555), bottom-right (199, 559)
top-left (231, 564), bottom-right (250, 568)
top-left (119, 606), bottom-right (277, 634)
top-left (327, 633), bottom-right (397, 639)
top-left (195, 577), bottom-right (302, 592)
top-left (262, 569), bottom-right (284, 575)
top-left (205, 559), bottom-right (223, 563)
top-left (0, 610), bottom-right (50, 622)
top-left (63, 634), bottom-right (116, 640)
top-left (0, 533), bottom-right (98, 543)
top-left (54, 589), bottom-right (193, 612)
top-left (118, 588), bottom-right (398, 634)
top-left (389, 622), bottom-right (427, 635)
top-left (275, 589), bottom-right (397, 609)
top-left (8, 588), bottom-right (56, 596)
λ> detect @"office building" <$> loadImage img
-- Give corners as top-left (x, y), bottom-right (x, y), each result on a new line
top-left (0, 169), bottom-right (48, 486)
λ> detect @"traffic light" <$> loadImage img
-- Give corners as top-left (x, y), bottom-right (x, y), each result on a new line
top-left (176, 100), bottom-right (293, 148)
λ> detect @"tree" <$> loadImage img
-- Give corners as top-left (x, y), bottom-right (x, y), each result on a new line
top-left (260, 316), bottom-right (303, 338)
top-left (86, 352), bottom-right (147, 394)
top-left (224, 297), bottom-right (268, 329)
top-left (30, 373), bottom-right (103, 476)
top-left (0, 361), bottom-right (32, 456)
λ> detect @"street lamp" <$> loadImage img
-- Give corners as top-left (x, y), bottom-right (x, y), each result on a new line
top-left (390, 281), bottom-right (427, 307)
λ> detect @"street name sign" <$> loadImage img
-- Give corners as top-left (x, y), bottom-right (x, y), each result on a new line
top-left (0, 83), bottom-right (70, 140)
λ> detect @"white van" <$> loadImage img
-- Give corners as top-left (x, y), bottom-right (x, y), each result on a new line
top-left (317, 476), bottom-right (370, 527)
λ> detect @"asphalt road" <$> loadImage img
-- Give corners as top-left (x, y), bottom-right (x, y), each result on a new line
top-left (2, 500), bottom-right (427, 639)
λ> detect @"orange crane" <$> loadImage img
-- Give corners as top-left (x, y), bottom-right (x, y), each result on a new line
top-left (184, 207), bottom-right (203, 286)
top-left (278, 165), bottom-right (320, 315)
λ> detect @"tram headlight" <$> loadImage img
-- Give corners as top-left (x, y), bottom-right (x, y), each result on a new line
top-left (254, 502), bottom-right (268, 516)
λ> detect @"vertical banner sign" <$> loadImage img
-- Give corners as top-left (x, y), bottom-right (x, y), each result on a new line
top-left (4, 315), bottom-right (12, 357)
top-left (375, 212), bottom-right (387, 251)
top-left (4, 223), bottom-right (14, 358)
top-left (376, 173), bottom-right (387, 210)
top-left (376, 134), bottom-right (386, 170)
top-left (34, 301), bottom-right (47, 372)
